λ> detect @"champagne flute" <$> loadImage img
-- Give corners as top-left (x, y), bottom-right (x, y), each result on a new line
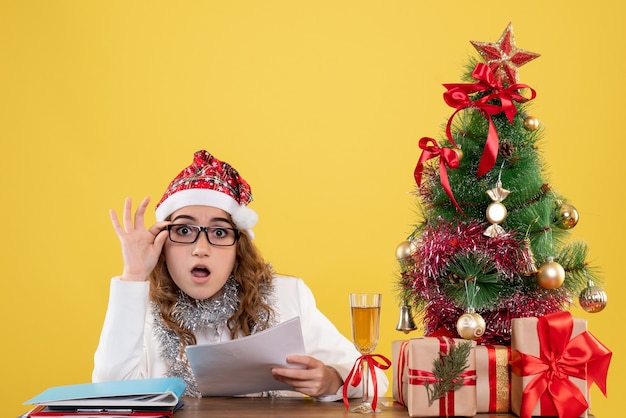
top-left (349, 293), bottom-right (382, 413)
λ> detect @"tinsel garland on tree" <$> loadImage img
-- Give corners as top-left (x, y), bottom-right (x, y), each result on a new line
top-left (396, 23), bottom-right (605, 345)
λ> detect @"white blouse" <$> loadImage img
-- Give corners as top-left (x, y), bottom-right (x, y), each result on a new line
top-left (92, 275), bottom-right (389, 401)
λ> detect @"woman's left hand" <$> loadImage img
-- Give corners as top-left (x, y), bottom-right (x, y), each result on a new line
top-left (271, 355), bottom-right (343, 398)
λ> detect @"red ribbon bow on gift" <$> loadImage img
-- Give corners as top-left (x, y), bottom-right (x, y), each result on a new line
top-left (510, 311), bottom-right (612, 418)
top-left (342, 353), bottom-right (391, 411)
top-left (443, 62), bottom-right (536, 177)
top-left (413, 137), bottom-right (464, 215)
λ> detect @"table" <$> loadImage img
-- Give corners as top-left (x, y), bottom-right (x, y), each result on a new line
top-left (174, 396), bottom-right (524, 417)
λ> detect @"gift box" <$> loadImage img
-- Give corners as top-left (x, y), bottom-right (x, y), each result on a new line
top-left (475, 344), bottom-right (510, 413)
top-left (510, 312), bottom-right (611, 418)
top-left (392, 340), bottom-right (410, 406)
top-left (392, 337), bottom-right (477, 417)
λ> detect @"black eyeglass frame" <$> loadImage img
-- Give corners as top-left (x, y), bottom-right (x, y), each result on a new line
top-left (166, 224), bottom-right (240, 246)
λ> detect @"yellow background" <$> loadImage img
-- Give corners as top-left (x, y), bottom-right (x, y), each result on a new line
top-left (2, 1), bottom-right (624, 416)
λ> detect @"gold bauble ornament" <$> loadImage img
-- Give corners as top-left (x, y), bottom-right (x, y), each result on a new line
top-left (579, 285), bottom-right (608, 313)
top-left (537, 257), bottom-right (565, 289)
top-left (555, 203), bottom-right (579, 229)
top-left (395, 240), bottom-right (412, 260)
top-left (453, 147), bottom-right (464, 162)
top-left (456, 310), bottom-right (486, 340)
top-left (396, 240), bottom-right (418, 272)
top-left (523, 115), bottom-right (540, 131)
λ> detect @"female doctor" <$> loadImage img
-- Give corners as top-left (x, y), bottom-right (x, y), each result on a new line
top-left (92, 150), bottom-right (388, 400)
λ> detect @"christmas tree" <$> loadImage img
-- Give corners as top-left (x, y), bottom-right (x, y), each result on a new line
top-left (396, 23), bottom-right (608, 345)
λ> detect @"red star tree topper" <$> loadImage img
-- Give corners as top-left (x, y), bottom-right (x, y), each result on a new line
top-left (470, 22), bottom-right (540, 86)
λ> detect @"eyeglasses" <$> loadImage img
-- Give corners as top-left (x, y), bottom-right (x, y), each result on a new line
top-left (166, 224), bottom-right (240, 246)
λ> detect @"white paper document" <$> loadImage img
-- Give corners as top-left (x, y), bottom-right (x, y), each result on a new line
top-left (185, 316), bottom-right (306, 396)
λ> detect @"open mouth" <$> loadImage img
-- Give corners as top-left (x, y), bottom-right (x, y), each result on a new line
top-left (191, 266), bottom-right (210, 278)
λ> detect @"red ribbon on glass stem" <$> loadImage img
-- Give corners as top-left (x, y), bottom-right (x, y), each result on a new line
top-left (414, 137), bottom-right (464, 215)
top-left (509, 311), bottom-right (612, 418)
top-left (343, 353), bottom-right (391, 411)
top-left (443, 62), bottom-right (536, 177)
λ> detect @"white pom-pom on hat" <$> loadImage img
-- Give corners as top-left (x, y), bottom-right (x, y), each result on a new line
top-left (231, 205), bottom-right (258, 239)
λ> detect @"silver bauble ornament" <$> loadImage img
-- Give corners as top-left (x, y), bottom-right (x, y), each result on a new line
top-left (456, 310), bottom-right (486, 340)
top-left (579, 285), bottom-right (608, 313)
top-left (555, 203), bottom-right (579, 229)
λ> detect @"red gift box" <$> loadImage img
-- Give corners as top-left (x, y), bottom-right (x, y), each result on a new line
top-left (475, 344), bottom-right (510, 413)
top-left (510, 312), bottom-right (611, 418)
top-left (392, 337), bottom-right (477, 417)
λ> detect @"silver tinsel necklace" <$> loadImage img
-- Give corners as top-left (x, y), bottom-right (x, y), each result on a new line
top-left (151, 276), bottom-right (274, 397)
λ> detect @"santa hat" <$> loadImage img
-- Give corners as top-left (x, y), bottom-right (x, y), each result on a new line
top-left (155, 150), bottom-right (258, 238)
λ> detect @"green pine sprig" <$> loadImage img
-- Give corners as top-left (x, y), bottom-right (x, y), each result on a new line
top-left (442, 252), bottom-right (501, 309)
top-left (425, 341), bottom-right (473, 407)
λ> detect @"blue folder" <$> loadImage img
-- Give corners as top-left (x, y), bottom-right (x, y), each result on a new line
top-left (23, 377), bottom-right (186, 408)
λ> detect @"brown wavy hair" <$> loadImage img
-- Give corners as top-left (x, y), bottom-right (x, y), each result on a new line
top-left (149, 230), bottom-right (275, 351)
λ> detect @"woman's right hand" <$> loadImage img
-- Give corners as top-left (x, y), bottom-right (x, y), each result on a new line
top-left (110, 197), bottom-right (171, 281)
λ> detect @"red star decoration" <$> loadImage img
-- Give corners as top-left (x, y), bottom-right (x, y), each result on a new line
top-left (470, 22), bottom-right (540, 86)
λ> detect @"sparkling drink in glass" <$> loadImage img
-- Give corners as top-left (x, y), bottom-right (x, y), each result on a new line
top-left (349, 293), bottom-right (381, 413)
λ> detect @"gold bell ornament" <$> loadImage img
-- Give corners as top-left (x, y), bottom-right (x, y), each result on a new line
top-left (395, 300), bottom-right (418, 333)
top-left (521, 237), bottom-right (538, 276)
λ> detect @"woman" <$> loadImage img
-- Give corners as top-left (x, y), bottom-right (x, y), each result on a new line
top-left (92, 150), bottom-right (388, 400)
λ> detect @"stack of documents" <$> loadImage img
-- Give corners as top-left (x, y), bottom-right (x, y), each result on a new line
top-left (22, 377), bottom-right (186, 417)
top-left (21, 316), bottom-right (306, 416)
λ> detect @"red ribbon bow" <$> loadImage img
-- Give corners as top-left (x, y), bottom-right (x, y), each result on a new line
top-left (443, 62), bottom-right (536, 177)
top-left (509, 311), bottom-right (612, 418)
top-left (342, 353), bottom-right (391, 411)
top-left (414, 137), bottom-right (464, 215)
